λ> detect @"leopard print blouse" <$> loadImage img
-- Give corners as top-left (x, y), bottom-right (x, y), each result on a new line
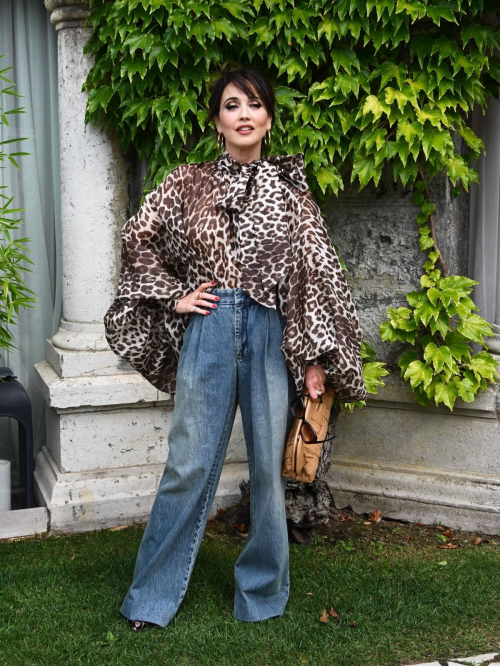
top-left (103, 148), bottom-right (367, 402)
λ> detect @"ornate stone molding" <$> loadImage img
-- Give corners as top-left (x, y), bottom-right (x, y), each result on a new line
top-left (45, 0), bottom-right (91, 30)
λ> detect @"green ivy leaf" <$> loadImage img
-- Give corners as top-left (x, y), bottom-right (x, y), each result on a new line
top-left (444, 331), bottom-right (472, 362)
top-left (388, 306), bottom-right (418, 331)
top-left (426, 2), bottom-right (459, 26)
top-left (466, 351), bottom-right (500, 382)
top-left (278, 52), bottom-right (308, 81)
top-left (414, 299), bottom-right (441, 326)
top-left (124, 32), bottom-right (155, 56)
top-left (453, 374), bottom-right (476, 402)
top-left (360, 339), bottom-right (378, 361)
top-left (397, 349), bottom-right (418, 374)
top-left (456, 314), bottom-right (494, 344)
top-left (331, 46), bottom-right (360, 74)
top-left (316, 165), bottom-right (343, 195)
top-left (404, 359), bottom-right (434, 389)
top-left (362, 361), bottom-right (390, 394)
top-left (462, 22), bottom-right (491, 50)
top-left (434, 377), bottom-right (458, 410)
top-left (381, 320), bottom-right (419, 344)
top-left (428, 310), bottom-right (450, 338)
top-left (87, 86), bottom-right (114, 114)
top-left (395, 0), bottom-right (426, 22)
top-left (362, 95), bottom-right (390, 121)
top-left (423, 342), bottom-right (454, 372)
top-left (440, 275), bottom-right (477, 295)
top-left (220, 0), bottom-right (255, 20)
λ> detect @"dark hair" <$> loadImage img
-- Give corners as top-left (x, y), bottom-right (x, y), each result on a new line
top-left (205, 61), bottom-right (276, 148)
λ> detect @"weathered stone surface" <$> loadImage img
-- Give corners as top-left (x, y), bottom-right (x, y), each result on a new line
top-left (35, 446), bottom-right (249, 535)
top-left (324, 147), bottom-right (469, 363)
top-left (0, 507), bottom-right (48, 540)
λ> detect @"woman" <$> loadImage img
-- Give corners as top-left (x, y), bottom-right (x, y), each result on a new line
top-left (104, 63), bottom-right (367, 631)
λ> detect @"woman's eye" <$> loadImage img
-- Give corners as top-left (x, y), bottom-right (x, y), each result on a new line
top-left (226, 102), bottom-right (262, 109)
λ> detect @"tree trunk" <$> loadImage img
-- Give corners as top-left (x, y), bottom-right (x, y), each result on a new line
top-left (231, 406), bottom-right (343, 546)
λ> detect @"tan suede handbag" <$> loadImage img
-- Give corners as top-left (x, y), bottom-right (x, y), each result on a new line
top-left (282, 382), bottom-right (336, 483)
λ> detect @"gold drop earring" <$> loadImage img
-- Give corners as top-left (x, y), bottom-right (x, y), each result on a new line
top-left (217, 131), bottom-right (225, 152)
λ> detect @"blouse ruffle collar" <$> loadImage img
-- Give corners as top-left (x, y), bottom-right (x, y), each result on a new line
top-left (215, 148), bottom-right (309, 211)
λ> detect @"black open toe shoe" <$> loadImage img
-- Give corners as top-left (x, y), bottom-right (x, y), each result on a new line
top-left (130, 619), bottom-right (157, 632)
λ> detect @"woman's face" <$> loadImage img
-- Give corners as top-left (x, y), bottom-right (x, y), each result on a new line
top-left (215, 82), bottom-right (271, 157)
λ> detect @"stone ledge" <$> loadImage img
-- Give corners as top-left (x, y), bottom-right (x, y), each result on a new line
top-left (328, 456), bottom-right (500, 535)
top-left (34, 360), bottom-right (173, 410)
top-left (45, 338), bottom-right (135, 379)
top-left (367, 372), bottom-right (499, 415)
top-left (0, 507), bottom-right (49, 540)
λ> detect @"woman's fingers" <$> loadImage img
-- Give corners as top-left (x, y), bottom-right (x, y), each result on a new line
top-left (191, 282), bottom-right (218, 313)
top-left (175, 281), bottom-right (219, 314)
top-left (304, 364), bottom-right (327, 398)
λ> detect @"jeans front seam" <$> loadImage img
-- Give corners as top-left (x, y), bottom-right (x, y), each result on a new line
top-left (174, 387), bottom-right (238, 609)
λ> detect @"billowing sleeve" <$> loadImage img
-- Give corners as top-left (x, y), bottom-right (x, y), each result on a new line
top-left (103, 167), bottom-right (193, 394)
top-left (280, 188), bottom-right (367, 402)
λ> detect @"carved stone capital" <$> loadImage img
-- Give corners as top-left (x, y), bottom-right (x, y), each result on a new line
top-left (45, 0), bottom-right (91, 30)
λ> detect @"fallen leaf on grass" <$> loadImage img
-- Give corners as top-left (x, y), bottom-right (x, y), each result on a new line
top-left (349, 621), bottom-right (357, 627)
top-left (97, 631), bottom-right (118, 646)
top-left (329, 606), bottom-right (338, 617)
top-left (109, 525), bottom-right (128, 531)
top-left (443, 530), bottom-right (454, 538)
top-left (438, 543), bottom-right (458, 549)
top-left (319, 609), bottom-right (329, 623)
top-left (71, 554), bottom-right (76, 560)
top-left (208, 508), bottom-right (226, 523)
top-left (233, 522), bottom-right (247, 532)
top-left (367, 510), bottom-right (382, 523)
top-left (435, 525), bottom-right (445, 531)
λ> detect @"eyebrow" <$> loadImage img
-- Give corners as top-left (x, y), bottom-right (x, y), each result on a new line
top-left (223, 96), bottom-right (261, 103)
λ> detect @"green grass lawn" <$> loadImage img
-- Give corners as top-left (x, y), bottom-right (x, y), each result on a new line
top-left (0, 511), bottom-right (499, 666)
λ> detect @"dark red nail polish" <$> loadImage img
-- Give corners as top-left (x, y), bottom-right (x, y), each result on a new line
top-left (212, 304), bottom-right (216, 308)
top-left (205, 311), bottom-right (210, 315)
top-left (215, 296), bottom-right (219, 301)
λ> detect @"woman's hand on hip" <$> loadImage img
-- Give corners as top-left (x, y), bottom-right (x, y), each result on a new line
top-left (174, 281), bottom-right (219, 314)
top-left (305, 364), bottom-right (326, 399)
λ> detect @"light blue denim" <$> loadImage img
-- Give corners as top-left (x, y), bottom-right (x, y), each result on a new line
top-left (120, 287), bottom-right (297, 627)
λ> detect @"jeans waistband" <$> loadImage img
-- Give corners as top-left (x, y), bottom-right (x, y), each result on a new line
top-left (208, 287), bottom-right (256, 306)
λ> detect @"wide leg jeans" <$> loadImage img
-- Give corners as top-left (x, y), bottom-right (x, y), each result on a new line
top-left (120, 287), bottom-right (297, 627)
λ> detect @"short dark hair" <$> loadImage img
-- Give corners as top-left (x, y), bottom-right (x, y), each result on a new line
top-left (205, 61), bottom-right (276, 142)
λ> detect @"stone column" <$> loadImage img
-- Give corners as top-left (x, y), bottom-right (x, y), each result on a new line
top-left (45, 0), bottom-right (128, 356)
top-left (33, 1), bottom-right (249, 534)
